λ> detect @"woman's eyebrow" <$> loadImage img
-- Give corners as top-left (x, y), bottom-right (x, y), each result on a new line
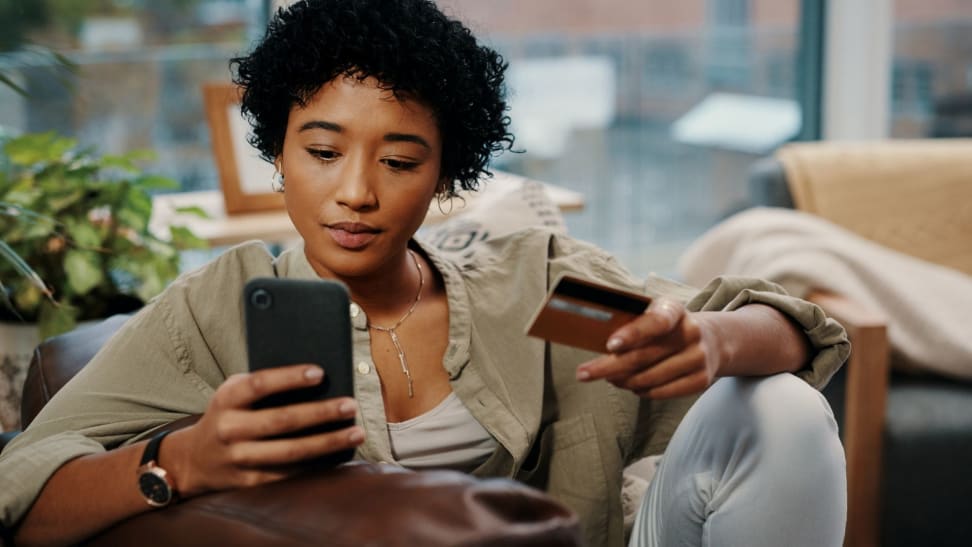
top-left (298, 121), bottom-right (430, 150)
top-left (298, 120), bottom-right (342, 133)
top-left (384, 133), bottom-right (430, 150)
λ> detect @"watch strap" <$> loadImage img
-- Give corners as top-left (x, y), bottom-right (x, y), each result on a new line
top-left (140, 430), bottom-right (172, 466)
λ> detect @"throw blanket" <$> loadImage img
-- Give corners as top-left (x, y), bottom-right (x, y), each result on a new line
top-left (678, 207), bottom-right (972, 380)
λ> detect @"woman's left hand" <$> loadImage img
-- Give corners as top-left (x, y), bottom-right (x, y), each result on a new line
top-left (575, 298), bottom-right (725, 399)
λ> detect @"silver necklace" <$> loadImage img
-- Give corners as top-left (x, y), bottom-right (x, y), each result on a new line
top-left (368, 249), bottom-right (423, 398)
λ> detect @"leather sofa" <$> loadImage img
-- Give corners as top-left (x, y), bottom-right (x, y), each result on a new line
top-left (748, 142), bottom-right (972, 547)
top-left (0, 316), bottom-right (581, 546)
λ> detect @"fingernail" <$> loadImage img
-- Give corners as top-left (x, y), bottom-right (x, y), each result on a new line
top-left (576, 368), bottom-right (590, 381)
top-left (349, 427), bottom-right (365, 443)
top-left (606, 337), bottom-right (624, 352)
top-left (339, 399), bottom-right (357, 415)
top-left (305, 367), bottom-right (324, 381)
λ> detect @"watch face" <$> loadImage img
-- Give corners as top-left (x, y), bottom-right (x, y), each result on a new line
top-left (139, 469), bottom-right (173, 507)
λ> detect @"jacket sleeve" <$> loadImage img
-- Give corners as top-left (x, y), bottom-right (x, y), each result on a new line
top-left (682, 275), bottom-right (850, 390)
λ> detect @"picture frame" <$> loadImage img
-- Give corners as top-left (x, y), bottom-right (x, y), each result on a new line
top-left (201, 82), bottom-right (284, 214)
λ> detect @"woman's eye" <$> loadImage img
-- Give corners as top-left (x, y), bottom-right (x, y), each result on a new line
top-left (308, 148), bottom-right (338, 161)
top-left (383, 158), bottom-right (419, 171)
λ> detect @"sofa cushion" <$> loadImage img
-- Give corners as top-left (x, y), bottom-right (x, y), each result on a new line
top-left (90, 462), bottom-right (581, 547)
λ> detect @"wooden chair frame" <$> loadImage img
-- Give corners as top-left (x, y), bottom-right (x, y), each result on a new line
top-left (201, 82), bottom-right (285, 214)
top-left (805, 291), bottom-right (888, 547)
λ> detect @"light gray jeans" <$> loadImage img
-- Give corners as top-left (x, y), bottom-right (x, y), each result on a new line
top-left (629, 373), bottom-right (847, 547)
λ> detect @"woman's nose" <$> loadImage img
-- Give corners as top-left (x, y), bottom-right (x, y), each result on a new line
top-left (334, 157), bottom-right (378, 210)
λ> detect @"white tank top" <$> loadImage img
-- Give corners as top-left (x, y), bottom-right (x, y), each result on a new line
top-left (386, 392), bottom-right (498, 472)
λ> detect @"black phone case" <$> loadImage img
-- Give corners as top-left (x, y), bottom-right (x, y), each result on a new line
top-left (244, 277), bottom-right (355, 466)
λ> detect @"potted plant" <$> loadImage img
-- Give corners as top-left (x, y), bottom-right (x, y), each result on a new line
top-left (0, 130), bottom-right (207, 430)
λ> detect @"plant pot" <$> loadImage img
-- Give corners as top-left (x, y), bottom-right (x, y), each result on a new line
top-left (0, 319), bottom-right (100, 432)
top-left (0, 321), bottom-right (39, 432)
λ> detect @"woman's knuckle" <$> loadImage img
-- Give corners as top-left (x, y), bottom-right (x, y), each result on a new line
top-left (214, 421), bottom-right (234, 443)
top-left (683, 317), bottom-right (701, 341)
top-left (246, 373), bottom-right (266, 395)
top-left (228, 445), bottom-right (253, 467)
top-left (212, 388), bottom-right (233, 409)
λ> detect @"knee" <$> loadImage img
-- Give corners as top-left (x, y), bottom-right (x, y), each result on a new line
top-left (700, 373), bottom-right (842, 460)
top-left (751, 373), bottom-right (839, 447)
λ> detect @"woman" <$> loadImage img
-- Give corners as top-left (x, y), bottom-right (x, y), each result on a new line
top-left (0, 1), bottom-right (849, 546)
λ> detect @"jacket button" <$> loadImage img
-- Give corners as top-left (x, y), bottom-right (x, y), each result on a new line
top-left (356, 361), bottom-right (371, 375)
top-left (349, 303), bottom-right (361, 318)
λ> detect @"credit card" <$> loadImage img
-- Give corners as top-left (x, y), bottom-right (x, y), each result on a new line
top-left (525, 273), bottom-right (652, 353)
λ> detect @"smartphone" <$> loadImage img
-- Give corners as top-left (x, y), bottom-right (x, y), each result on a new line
top-left (244, 277), bottom-right (355, 465)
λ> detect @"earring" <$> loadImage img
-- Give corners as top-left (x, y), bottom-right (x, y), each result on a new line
top-left (271, 170), bottom-right (285, 192)
top-left (435, 192), bottom-right (455, 216)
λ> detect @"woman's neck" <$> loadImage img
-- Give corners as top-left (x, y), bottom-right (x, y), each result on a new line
top-left (340, 248), bottom-right (427, 324)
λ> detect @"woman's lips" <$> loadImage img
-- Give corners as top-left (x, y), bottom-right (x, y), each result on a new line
top-left (326, 222), bottom-right (379, 250)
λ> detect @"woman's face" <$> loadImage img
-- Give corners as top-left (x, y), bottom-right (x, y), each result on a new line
top-left (279, 76), bottom-right (443, 280)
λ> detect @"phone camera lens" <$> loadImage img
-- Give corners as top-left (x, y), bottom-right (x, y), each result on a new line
top-left (251, 288), bottom-right (273, 310)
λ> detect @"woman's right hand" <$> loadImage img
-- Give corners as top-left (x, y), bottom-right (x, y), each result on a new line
top-left (163, 364), bottom-right (364, 498)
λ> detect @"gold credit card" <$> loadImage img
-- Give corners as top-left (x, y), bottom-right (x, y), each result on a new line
top-left (525, 274), bottom-right (652, 353)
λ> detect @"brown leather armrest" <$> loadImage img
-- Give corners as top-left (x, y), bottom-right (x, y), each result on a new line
top-left (89, 462), bottom-right (581, 547)
top-left (805, 290), bottom-right (889, 547)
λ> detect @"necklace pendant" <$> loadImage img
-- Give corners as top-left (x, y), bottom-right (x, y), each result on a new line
top-left (368, 249), bottom-right (423, 399)
top-left (388, 330), bottom-right (415, 398)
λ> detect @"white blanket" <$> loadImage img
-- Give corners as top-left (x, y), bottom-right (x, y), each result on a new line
top-left (678, 207), bottom-right (972, 380)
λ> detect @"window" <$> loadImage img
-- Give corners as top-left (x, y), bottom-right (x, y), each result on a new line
top-left (892, 0), bottom-right (972, 138)
top-left (706, 0), bottom-right (752, 88)
top-left (2, 0), bottom-right (814, 277)
top-left (0, 0), bottom-right (268, 192)
top-left (439, 0), bottom-right (806, 276)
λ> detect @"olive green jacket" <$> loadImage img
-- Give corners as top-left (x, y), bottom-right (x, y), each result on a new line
top-left (0, 228), bottom-right (849, 546)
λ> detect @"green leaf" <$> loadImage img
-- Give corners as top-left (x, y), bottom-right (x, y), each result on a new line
top-left (65, 219), bottom-right (103, 249)
top-left (38, 300), bottom-right (78, 340)
top-left (133, 174), bottom-right (178, 190)
top-left (3, 186), bottom-right (43, 208)
top-left (144, 237), bottom-right (177, 260)
top-left (0, 201), bottom-right (59, 227)
top-left (168, 225), bottom-right (209, 250)
top-left (99, 154), bottom-right (140, 173)
top-left (134, 262), bottom-right (165, 303)
top-left (64, 249), bottom-right (104, 294)
top-left (21, 216), bottom-right (58, 240)
top-left (173, 205), bottom-right (210, 219)
top-left (12, 282), bottom-right (42, 315)
top-left (44, 187), bottom-right (85, 212)
top-left (115, 207), bottom-right (146, 234)
top-left (4, 132), bottom-right (76, 165)
top-left (117, 188), bottom-right (152, 232)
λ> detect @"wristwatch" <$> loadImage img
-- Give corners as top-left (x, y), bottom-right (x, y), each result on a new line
top-left (136, 430), bottom-right (177, 507)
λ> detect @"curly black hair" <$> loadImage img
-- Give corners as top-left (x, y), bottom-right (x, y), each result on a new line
top-left (231, 0), bottom-right (514, 197)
